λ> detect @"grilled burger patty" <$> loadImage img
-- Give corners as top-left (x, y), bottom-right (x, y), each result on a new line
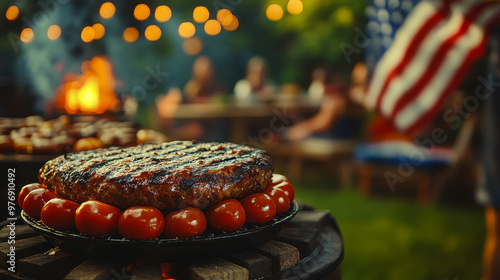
top-left (38, 141), bottom-right (274, 210)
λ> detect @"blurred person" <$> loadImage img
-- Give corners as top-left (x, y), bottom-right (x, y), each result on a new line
top-left (161, 57), bottom-right (228, 141)
top-left (234, 56), bottom-right (276, 103)
top-left (184, 56), bottom-right (225, 103)
top-left (156, 88), bottom-right (204, 140)
top-left (349, 62), bottom-right (369, 105)
top-left (307, 67), bottom-right (328, 103)
top-left (285, 69), bottom-right (364, 142)
top-left (156, 88), bottom-right (183, 126)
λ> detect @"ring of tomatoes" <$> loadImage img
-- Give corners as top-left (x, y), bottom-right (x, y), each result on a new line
top-left (20, 174), bottom-right (295, 239)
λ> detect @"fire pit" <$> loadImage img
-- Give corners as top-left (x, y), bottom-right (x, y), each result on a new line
top-left (53, 56), bottom-right (120, 116)
top-left (0, 203), bottom-right (343, 280)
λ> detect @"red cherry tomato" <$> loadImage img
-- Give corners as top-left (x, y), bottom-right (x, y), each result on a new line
top-left (75, 200), bottom-right (121, 237)
top-left (205, 199), bottom-right (246, 231)
top-left (18, 183), bottom-right (44, 208)
top-left (40, 198), bottom-right (80, 231)
top-left (269, 174), bottom-right (288, 187)
top-left (274, 181), bottom-right (295, 201)
top-left (22, 189), bottom-right (57, 218)
top-left (118, 206), bottom-right (165, 240)
top-left (240, 193), bottom-right (277, 224)
top-left (264, 187), bottom-right (291, 214)
top-left (164, 207), bottom-right (207, 238)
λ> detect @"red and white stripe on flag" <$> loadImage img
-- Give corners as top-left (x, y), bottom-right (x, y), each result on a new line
top-left (364, 0), bottom-right (500, 134)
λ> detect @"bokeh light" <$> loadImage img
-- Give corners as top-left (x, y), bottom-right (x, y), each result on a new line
top-left (334, 7), bottom-right (354, 26)
top-left (123, 27), bottom-right (139, 43)
top-left (99, 2), bottom-right (115, 19)
top-left (81, 26), bottom-right (95, 43)
top-left (335, 7), bottom-right (355, 26)
top-left (20, 28), bottom-right (34, 43)
top-left (204, 19), bottom-right (221, 36)
top-left (145, 25), bottom-right (161, 41)
top-left (193, 6), bottom-right (209, 23)
top-left (134, 4), bottom-right (150, 21)
top-left (92, 23), bottom-right (105, 40)
top-left (287, 0), bottom-right (303, 15)
top-left (217, 9), bottom-right (233, 26)
top-left (155, 5), bottom-right (171, 22)
top-left (266, 4), bottom-right (283, 21)
top-left (6, 5), bottom-right (19, 21)
top-left (178, 22), bottom-right (196, 38)
top-left (183, 37), bottom-right (203, 56)
top-left (47, 25), bottom-right (61, 40)
top-left (223, 15), bottom-right (239, 31)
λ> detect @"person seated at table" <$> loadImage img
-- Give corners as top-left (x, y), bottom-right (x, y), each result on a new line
top-left (285, 68), bottom-right (364, 141)
top-left (348, 62), bottom-right (369, 105)
top-left (307, 66), bottom-right (329, 103)
top-left (234, 56), bottom-right (276, 103)
top-left (184, 56), bottom-right (225, 103)
top-left (156, 88), bottom-right (205, 140)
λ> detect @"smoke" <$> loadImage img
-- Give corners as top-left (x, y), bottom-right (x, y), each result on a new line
top-left (17, 0), bottom-right (86, 105)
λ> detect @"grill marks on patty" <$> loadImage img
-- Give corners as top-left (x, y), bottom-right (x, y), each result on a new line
top-left (39, 141), bottom-right (274, 210)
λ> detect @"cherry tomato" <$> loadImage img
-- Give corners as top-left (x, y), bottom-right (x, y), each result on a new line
top-left (267, 174), bottom-right (295, 201)
top-left (75, 200), bottom-right (121, 237)
top-left (118, 206), bottom-right (165, 240)
top-left (269, 174), bottom-right (288, 187)
top-left (274, 181), bottom-right (295, 201)
top-left (164, 207), bottom-right (207, 238)
top-left (205, 199), bottom-right (246, 231)
top-left (240, 193), bottom-right (276, 224)
top-left (18, 183), bottom-right (44, 208)
top-left (264, 187), bottom-right (291, 214)
top-left (23, 189), bottom-right (57, 218)
top-left (40, 198), bottom-right (80, 231)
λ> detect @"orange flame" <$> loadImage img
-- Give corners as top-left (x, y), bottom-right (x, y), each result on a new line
top-left (161, 263), bottom-right (178, 280)
top-left (57, 56), bottom-right (120, 114)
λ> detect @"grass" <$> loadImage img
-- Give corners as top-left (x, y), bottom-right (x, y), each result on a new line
top-left (291, 176), bottom-right (485, 280)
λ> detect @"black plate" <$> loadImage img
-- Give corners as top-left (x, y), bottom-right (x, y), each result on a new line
top-left (21, 201), bottom-right (299, 259)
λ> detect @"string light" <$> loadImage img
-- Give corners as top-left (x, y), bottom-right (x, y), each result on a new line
top-left (134, 4), bottom-right (150, 21)
top-left (6, 5), bottom-right (19, 21)
top-left (266, 4), bottom-right (283, 21)
top-left (145, 25), bottom-right (161, 41)
top-left (123, 27), bottom-right (139, 43)
top-left (47, 25), bottom-right (61, 40)
top-left (217, 9), bottom-right (233, 26)
top-left (193, 6), bottom-right (209, 23)
top-left (20, 28), bottom-right (34, 43)
top-left (287, 0), bottom-right (303, 15)
top-left (99, 2), bottom-right (115, 19)
top-left (204, 19), bottom-right (221, 36)
top-left (223, 16), bottom-right (239, 31)
top-left (92, 23), bottom-right (105, 40)
top-left (81, 26), bottom-right (95, 43)
top-left (155, 5), bottom-right (171, 22)
top-left (178, 22), bottom-right (196, 38)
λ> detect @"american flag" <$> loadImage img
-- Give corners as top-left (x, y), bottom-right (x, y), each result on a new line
top-left (364, 0), bottom-right (500, 134)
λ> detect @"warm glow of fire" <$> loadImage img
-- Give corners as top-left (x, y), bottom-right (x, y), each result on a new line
top-left (161, 263), bottom-right (178, 280)
top-left (66, 77), bottom-right (100, 112)
top-left (57, 56), bottom-right (120, 114)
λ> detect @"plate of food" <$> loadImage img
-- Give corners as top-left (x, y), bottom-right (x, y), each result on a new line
top-left (19, 141), bottom-right (298, 257)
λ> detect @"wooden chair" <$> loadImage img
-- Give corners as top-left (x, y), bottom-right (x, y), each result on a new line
top-left (356, 115), bottom-right (477, 204)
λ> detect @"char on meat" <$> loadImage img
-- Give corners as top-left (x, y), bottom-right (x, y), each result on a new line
top-left (38, 141), bottom-right (274, 209)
